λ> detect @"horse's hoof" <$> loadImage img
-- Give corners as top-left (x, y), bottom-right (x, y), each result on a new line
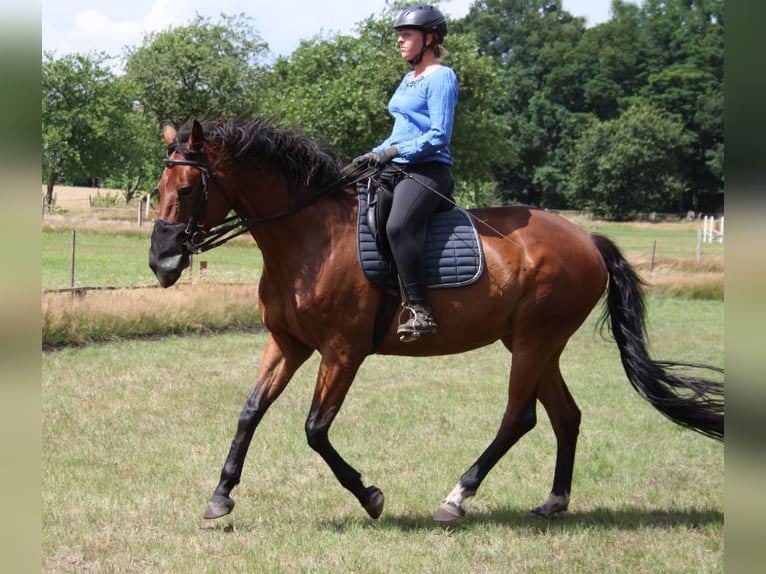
top-left (530, 503), bottom-right (568, 519)
top-left (363, 486), bottom-right (385, 519)
top-left (204, 494), bottom-right (235, 520)
top-left (433, 501), bottom-right (465, 524)
top-left (530, 493), bottom-right (569, 518)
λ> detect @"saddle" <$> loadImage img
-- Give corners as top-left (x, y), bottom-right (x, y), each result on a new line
top-left (356, 179), bottom-right (484, 290)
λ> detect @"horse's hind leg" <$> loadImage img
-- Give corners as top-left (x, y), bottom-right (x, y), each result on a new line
top-left (434, 344), bottom-right (545, 524)
top-left (531, 352), bottom-right (581, 518)
top-left (204, 334), bottom-right (313, 520)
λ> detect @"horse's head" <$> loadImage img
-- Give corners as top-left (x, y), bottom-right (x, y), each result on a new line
top-left (149, 120), bottom-right (228, 287)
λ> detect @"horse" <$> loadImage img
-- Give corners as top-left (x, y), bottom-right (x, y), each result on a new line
top-left (149, 118), bottom-right (723, 524)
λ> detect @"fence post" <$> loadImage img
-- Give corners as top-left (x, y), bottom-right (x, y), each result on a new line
top-left (69, 229), bottom-right (76, 288)
top-left (137, 200), bottom-right (143, 227)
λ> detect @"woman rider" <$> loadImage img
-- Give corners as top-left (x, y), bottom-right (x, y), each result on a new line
top-left (354, 4), bottom-right (458, 342)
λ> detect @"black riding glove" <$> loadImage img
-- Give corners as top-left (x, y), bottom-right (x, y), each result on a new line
top-left (352, 147), bottom-right (399, 169)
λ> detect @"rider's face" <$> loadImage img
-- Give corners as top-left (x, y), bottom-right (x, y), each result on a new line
top-left (397, 28), bottom-right (425, 61)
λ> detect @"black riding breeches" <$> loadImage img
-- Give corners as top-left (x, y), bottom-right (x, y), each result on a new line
top-left (383, 162), bottom-right (453, 304)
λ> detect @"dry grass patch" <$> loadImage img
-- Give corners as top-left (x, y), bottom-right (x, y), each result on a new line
top-left (42, 283), bottom-right (262, 349)
top-left (630, 255), bottom-right (723, 274)
top-left (643, 272), bottom-right (724, 300)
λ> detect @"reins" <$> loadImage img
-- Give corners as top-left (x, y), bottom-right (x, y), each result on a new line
top-left (163, 144), bottom-right (376, 254)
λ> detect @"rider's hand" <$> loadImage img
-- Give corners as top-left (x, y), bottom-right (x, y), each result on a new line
top-left (352, 154), bottom-right (372, 166)
top-left (353, 147), bottom-right (399, 169)
top-left (370, 147), bottom-right (399, 167)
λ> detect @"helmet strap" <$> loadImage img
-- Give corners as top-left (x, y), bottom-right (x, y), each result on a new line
top-left (409, 31), bottom-right (433, 66)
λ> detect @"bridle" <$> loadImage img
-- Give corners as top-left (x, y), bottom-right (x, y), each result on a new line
top-left (162, 142), bottom-right (372, 254)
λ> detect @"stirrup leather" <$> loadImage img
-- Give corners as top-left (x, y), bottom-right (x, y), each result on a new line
top-left (397, 304), bottom-right (438, 342)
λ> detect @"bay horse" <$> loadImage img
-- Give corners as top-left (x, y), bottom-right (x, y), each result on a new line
top-left (149, 118), bottom-right (723, 524)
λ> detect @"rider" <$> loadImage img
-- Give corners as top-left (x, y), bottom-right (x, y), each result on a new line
top-left (354, 4), bottom-right (458, 342)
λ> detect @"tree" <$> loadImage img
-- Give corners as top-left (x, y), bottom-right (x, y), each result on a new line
top-left (42, 52), bottom-right (141, 206)
top-left (637, 0), bottom-right (724, 212)
top-left (453, 0), bottom-right (723, 213)
top-left (455, 0), bottom-right (586, 206)
top-left (545, 1), bottom-right (647, 119)
top-left (569, 103), bottom-right (689, 220)
top-left (123, 14), bottom-right (269, 126)
top-left (103, 84), bottom-right (166, 203)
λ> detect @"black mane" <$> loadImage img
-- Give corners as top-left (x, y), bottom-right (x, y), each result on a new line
top-left (177, 118), bottom-right (345, 195)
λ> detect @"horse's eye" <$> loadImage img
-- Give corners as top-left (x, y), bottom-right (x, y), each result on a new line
top-left (178, 186), bottom-right (194, 198)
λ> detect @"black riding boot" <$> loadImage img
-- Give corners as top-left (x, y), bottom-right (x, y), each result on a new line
top-left (397, 302), bottom-right (438, 342)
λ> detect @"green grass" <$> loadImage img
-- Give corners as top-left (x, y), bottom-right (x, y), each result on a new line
top-left (42, 297), bottom-right (724, 573)
top-left (578, 219), bottom-right (725, 265)
top-left (42, 226), bottom-right (261, 290)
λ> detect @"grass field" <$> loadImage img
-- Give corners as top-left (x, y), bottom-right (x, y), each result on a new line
top-left (41, 224), bottom-right (260, 290)
top-left (42, 297), bottom-right (724, 573)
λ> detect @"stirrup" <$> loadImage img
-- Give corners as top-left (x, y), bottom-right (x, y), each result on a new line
top-left (397, 304), bottom-right (438, 342)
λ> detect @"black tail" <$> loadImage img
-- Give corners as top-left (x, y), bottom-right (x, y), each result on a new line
top-left (592, 233), bottom-right (724, 441)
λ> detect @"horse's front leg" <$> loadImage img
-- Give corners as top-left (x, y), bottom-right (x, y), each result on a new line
top-left (204, 334), bottom-right (312, 520)
top-left (304, 350), bottom-right (384, 519)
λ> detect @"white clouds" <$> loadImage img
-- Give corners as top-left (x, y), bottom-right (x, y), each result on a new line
top-left (143, 0), bottom-right (192, 32)
top-left (72, 10), bottom-right (142, 48)
top-left (43, 0), bottom-right (194, 58)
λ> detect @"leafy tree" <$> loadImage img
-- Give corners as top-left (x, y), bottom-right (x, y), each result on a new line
top-left (123, 14), bottom-right (269, 126)
top-left (641, 0), bottom-right (724, 74)
top-left (42, 52), bottom-right (140, 206)
top-left (546, 1), bottom-right (647, 119)
top-left (455, 0), bottom-right (586, 206)
top-left (637, 0), bottom-right (724, 212)
top-left (261, 25), bottom-right (401, 161)
top-left (455, 0), bottom-right (723, 214)
top-left (447, 32), bottom-right (517, 206)
top-left (103, 86), bottom-right (166, 203)
top-left (569, 103), bottom-right (688, 219)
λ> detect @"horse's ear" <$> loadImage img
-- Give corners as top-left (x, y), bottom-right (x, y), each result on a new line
top-left (190, 120), bottom-right (205, 150)
top-left (163, 124), bottom-right (177, 146)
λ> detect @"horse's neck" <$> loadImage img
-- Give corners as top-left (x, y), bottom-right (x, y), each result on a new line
top-left (248, 192), bottom-right (356, 279)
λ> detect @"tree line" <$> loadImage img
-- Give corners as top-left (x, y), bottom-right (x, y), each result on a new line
top-left (42, 0), bottom-right (723, 219)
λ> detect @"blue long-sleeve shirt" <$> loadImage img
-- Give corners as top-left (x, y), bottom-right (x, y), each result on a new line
top-left (373, 66), bottom-right (458, 166)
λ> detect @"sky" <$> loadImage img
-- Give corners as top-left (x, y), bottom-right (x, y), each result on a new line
top-left (42, 0), bottom-right (623, 65)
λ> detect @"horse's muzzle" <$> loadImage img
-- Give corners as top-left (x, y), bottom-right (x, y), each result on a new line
top-left (149, 219), bottom-right (191, 288)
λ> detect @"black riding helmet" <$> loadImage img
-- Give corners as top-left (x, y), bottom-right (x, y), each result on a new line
top-left (394, 5), bottom-right (448, 65)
